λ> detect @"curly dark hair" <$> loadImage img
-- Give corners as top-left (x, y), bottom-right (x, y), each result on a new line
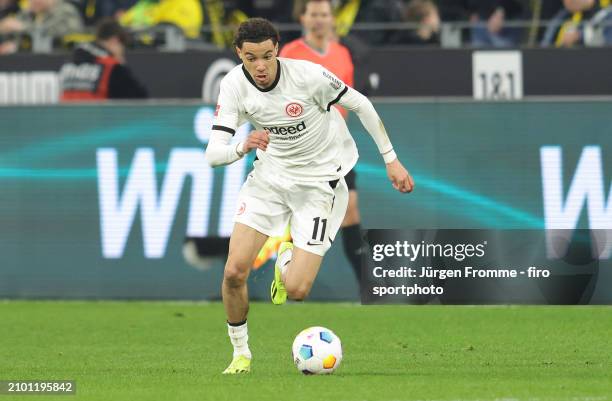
top-left (233, 18), bottom-right (280, 49)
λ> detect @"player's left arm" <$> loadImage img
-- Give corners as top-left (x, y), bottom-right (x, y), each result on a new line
top-left (312, 63), bottom-right (414, 193)
top-left (338, 87), bottom-right (414, 193)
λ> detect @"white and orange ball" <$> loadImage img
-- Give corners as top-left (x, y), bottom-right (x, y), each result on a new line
top-left (292, 326), bottom-right (342, 374)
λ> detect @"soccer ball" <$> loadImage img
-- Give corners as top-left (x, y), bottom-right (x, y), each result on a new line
top-left (292, 326), bottom-right (342, 374)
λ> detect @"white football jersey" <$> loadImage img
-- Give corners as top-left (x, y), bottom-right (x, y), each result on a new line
top-left (212, 57), bottom-right (358, 182)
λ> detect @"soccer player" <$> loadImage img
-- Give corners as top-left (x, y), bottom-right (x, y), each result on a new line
top-left (280, 0), bottom-right (364, 282)
top-left (205, 18), bottom-right (414, 374)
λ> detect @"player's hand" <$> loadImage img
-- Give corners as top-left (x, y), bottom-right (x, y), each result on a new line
top-left (386, 159), bottom-right (414, 193)
top-left (243, 130), bottom-right (270, 153)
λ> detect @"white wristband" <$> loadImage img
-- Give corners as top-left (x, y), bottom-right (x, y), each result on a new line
top-left (235, 141), bottom-right (246, 158)
top-left (382, 149), bottom-right (397, 164)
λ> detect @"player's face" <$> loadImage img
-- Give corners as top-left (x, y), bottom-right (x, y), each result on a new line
top-left (237, 39), bottom-right (279, 89)
top-left (301, 1), bottom-right (334, 39)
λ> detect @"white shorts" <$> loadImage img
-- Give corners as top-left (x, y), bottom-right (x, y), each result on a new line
top-left (233, 170), bottom-right (349, 256)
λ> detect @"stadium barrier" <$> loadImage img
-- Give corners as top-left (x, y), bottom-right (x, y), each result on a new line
top-left (1, 47), bottom-right (612, 104)
top-left (0, 98), bottom-right (610, 302)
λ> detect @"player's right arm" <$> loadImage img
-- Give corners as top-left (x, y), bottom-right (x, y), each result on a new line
top-left (205, 79), bottom-right (270, 167)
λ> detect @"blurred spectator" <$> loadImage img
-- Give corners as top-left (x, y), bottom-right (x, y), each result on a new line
top-left (333, 0), bottom-right (362, 38)
top-left (0, 0), bottom-right (19, 19)
top-left (394, 0), bottom-right (440, 45)
top-left (241, 0), bottom-right (297, 42)
top-left (0, 0), bottom-right (18, 52)
top-left (119, 0), bottom-right (203, 39)
top-left (68, 0), bottom-right (139, 26)
top-left (351, 0), bottom-right (404, 45)
top-left (542, 0), bottom-right (612, 46)
top-left (244, 0), bottom-right (294, 22)
top-left (281, 0), bottom-right (354, 114)
top-left (468, 0), bottom-right (525, 47)
top-left (437, 0), bottom-right (565, 47)
top-left (529, 0), bottom-right (566, 22)
top-left (200, 0), bottom-right (248, 48)
top-left (523, 0), bottom-right (564, 46)
top-left (60, 18), bottom-right (148, 100)
top-left (202, 0), bottom-right (296, 46)
top-left (436, 0), bottom-right (471, 21)
top-left (584, 2), bottom-right (612, 45)
top-left (0, 0), bottom-right (83, 40)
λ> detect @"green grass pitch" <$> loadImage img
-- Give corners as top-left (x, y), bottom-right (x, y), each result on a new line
top-left (1, 301), bottom-right (610, 401)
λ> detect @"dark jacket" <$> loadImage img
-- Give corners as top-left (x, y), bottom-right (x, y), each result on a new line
top-left (60, 42), bottom-right (148, 100)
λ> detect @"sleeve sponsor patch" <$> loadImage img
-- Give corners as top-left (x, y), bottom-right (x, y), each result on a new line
top-left (323, 70), bottom-right (342, 91)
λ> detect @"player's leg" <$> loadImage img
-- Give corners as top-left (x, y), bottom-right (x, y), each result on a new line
top-left (282, 246), bottom-right (323, 300)
top-left (223, 223), bottom-right (269, 323)
top-left (271, 178), bottom-right (349, 303)
top-left (252, 224), bottom-right (292, 269)
top-left (341, 169), bottom-right (363, 282)
top-left (342, 191), bottom-right (360, 227)
top-left (222, 170), bottom-right (290, 374)
top-left (222, 223), bottom-right (268, 374)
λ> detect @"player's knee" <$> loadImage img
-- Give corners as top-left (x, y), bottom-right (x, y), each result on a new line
top-left (286, 282), bottom-right (311, 301)
top-left (223, 261), bottom-right (249, 287)
top-left (341, 198), bottom-right (361, 227)
top-left (342, 209), bottom-right (360, 227)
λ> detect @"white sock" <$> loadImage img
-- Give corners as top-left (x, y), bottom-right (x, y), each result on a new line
top-left (278, 248), bottom-right (293, 276)
top-left (227, 321), bottom-right (252, 359)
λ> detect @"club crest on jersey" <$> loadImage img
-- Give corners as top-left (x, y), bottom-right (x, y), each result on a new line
top-left (237, 202), bottom-right (246, 215)
top-left (285, 102), bottom-right (303, 117)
